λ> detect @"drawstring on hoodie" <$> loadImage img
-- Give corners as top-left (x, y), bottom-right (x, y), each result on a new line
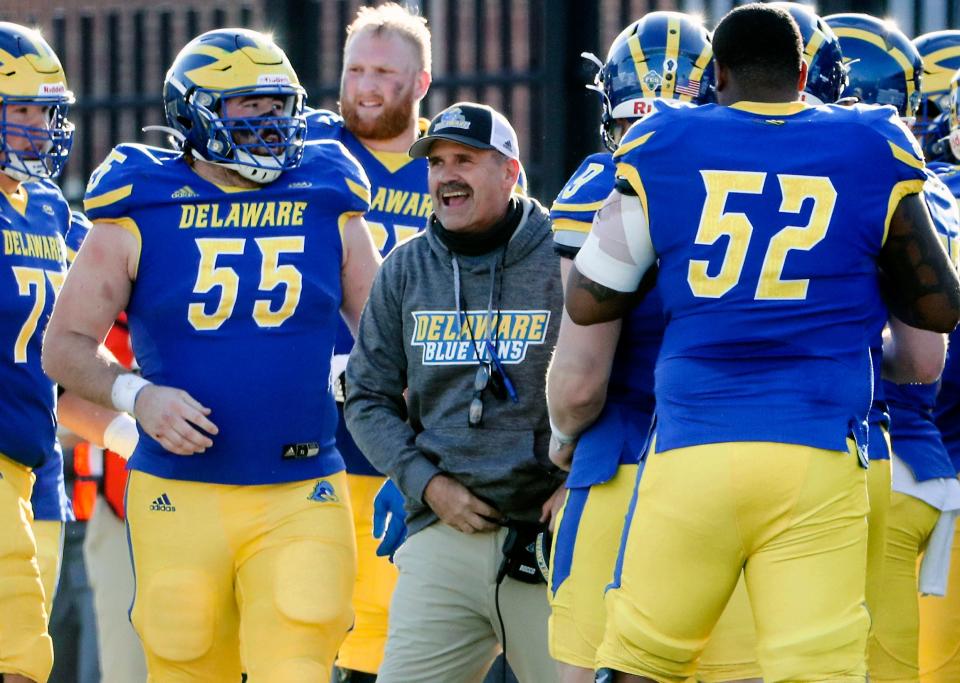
top-left (453, 253), bottom-right (500, 357)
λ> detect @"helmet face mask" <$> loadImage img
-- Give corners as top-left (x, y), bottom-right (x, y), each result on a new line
top-left (0, 22), bottom-right (75, 181)
top-left (184, 85), bottom-right (306, 184)
top-left (592, 11), bottom-right (715, 152)
top-left (0, 96), bottom-right (74, 181)
top-left (163, 29), bottom-right (307, 184)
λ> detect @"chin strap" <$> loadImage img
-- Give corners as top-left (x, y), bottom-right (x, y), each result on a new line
top-left (1, 152), bottom-right (46, 182)
top-left (189, 147), bottom-right (282, 185)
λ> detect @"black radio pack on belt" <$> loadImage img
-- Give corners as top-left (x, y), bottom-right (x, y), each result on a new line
top-left (497, 520), bottom-right (551, 585)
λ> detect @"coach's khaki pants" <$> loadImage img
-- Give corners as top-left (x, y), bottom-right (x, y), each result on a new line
top-left (83, 497), bottom-right (147, 683)
top-left (378, 522), bottom-right (556, 683)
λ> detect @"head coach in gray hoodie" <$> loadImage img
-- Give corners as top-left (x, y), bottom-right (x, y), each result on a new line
top-left (345, 102), bottom-right (565, 683)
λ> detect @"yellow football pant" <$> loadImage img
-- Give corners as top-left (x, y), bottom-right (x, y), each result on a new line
top-left (548, 465), bottom-right (639, 669)
top-left (0, 454), bottom-right (53, 683)
top-left (700, 446), bottom-right (889, 683)
top-left (869, 491), bottom-right (939, 681)
top-left (548, 463), bottom-right (762, 681)
top-left (696, 575), bottom-right (761, 682)
top-left (31, 519), bottom-right (63, 616)
top-left (597, 441), bottom-right (870, 683)
top-left (919, 508), bottom-right (960, 683)
top-left (336, 473), bottom-right (399, 674)
top-left (865, 437), bottom-right (893, 624)
top-left (126, 470), bottom-right (356, 682)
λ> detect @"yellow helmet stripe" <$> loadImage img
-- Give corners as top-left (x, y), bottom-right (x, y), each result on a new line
top-left (662, 17), bottom-right (681, 100)
top-left (923, 45), bottom-right (960, 68)
top-left (191, 45), bottom-right (232, 60)
top-left (921, 46), bottom-right (960, 95)
top-left (803, 29), bottom-right (825, 67)
top-left (684, 40), bottom-right (713, 104)
top-left (834, 27), bottom-right (917, 111)
top-left (23, 31), bottom-right (55, 66)
top-left (628, 33), bottom-right (655, 99)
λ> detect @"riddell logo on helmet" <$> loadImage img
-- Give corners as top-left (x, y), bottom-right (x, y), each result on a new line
top-left (257, 74), bottom-right (291, 86)
top-left (633, 101), bottom-right (654, 116)
top-left (38, 83), bottom-right (66, 96)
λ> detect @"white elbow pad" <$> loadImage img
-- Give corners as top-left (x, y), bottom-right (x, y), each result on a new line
top-left (574, 191), bottom-right (655, 292)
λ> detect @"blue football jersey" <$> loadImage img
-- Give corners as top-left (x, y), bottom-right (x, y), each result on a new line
top-left (932, 162), bottom-right (960, 473)
top-left (866, 351), bottom-right (891, 461)
top-left (306, 109), bottom-right (431, 476)
top-left (551, 153), bottom-right (661, 487)
top-left (935, 329), bottom-right (960, 473)
top-left (614, 100), bottom-right (927, 454)
top-left (930, 161), bottom-right (960, 198)
top-left (83, 141), bottom-right (370, 485)
top-left (32, 210), bottom-right (92, 522)
top-left (884, 169), bottom-right (960, 480)
top-left (0, 180), bottom-right (70, 469)
top-left (31, 441), bottom-right (73, 521)
top-left (63, 209), bottom-right (91, 265)
top-left (552, 153), bottom-right (618, 257)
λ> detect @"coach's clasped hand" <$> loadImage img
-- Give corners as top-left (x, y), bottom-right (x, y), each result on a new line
top-left (423, 474), bottom-right (502, 534)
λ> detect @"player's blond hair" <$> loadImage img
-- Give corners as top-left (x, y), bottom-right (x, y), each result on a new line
top-left (345, 3), bottom-right (432, 73)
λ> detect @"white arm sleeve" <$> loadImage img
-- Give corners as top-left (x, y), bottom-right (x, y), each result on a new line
top-left (573, 190), bottom-right (655, 292)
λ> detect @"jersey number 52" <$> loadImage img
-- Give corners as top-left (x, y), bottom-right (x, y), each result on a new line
top-left (688, 170), bottom-right (837, 300)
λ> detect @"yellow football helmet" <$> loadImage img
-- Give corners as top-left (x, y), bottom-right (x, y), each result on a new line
top-left (162, 28), bottom-right (307, 184)
top-left (0, 22), bottom-right (74, 180)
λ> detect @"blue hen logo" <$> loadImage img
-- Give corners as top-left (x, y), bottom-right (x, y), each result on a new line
top-left (308, 480), bottom-right (338, 503)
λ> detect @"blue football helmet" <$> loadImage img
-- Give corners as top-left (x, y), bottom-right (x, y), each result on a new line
top-left (586, 11), bottom-right (715, 152)
top-left (162, 28), bottom-right (307, 184)
top-left (824, 14), bottom-right (922, 120)
top-left (0, 22), bottom-right (74, 181)
top-left (915, 31), bottom-right (960, 160)
top-left (769, 3), bottom-right (847, 105)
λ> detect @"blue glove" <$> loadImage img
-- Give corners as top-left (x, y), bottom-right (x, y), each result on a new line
top-left (372, 479), bottom-right (408, 561)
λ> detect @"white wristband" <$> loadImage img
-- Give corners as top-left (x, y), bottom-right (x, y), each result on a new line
top-left (111, 373), bottom-right (151, 414)
top-left (549, 416), bottom-right (577, 446)
top-left (103, 413), bottom-right (139, 460)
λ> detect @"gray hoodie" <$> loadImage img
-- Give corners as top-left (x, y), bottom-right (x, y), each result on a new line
top-left (345, 197), bottom-right (566, 535)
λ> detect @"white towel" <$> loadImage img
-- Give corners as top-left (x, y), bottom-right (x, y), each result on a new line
top-left (920, 509), bottom-right (959, 597)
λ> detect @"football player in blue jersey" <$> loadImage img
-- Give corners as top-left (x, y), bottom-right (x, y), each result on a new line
top-left (0, 21), bottom-right (76, 683)
top-left (43, 28), bottom-right (381, 681)
top-left (550, 3), bottom-right (845, 681)
top-left (545, 13), bottom-right (764, 683)
top-left (916, 66), bottom-right (960, 683)
top-left (825, 14), bottom-right (960, 681)
top-left (304, 6), bottom-right (432, 679)
top-left (565, 4), bottom-right (960, 681)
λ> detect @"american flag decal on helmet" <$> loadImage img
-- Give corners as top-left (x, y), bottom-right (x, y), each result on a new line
top-left (675, 80), bottom-right (701, 98)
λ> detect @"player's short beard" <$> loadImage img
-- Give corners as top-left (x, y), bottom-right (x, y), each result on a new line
top-left (340, 84), bottom-right (416, 141)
